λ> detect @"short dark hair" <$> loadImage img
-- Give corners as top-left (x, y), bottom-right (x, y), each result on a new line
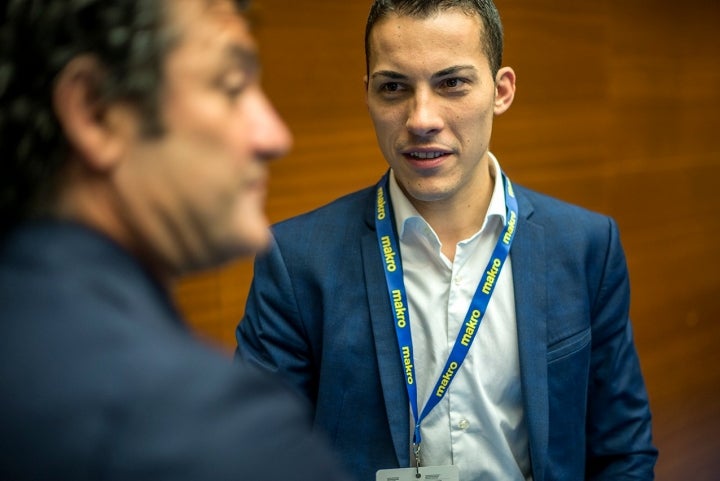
top-left (0, 0), bottom-right (248, 234)
top-left (364, 0), bottom-right (504, 77)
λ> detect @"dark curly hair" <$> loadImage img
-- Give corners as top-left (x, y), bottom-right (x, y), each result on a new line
top-left (364, 0), bottom-right (504, 77)
top-left (0, 0), bottom-right (247, 234)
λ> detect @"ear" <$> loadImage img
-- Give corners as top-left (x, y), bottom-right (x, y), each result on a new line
top-left (363, 74), bottom-right (370, 109)
top-left (52, 55), bottom-right (129, 172)
top-left (493, 66), bottom-right (516, 116)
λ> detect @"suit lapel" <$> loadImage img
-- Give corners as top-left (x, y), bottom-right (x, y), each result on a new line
top-left (512, 189), bottom-right (549, 481)
top-left (362, 175), bottom-right (411, 467)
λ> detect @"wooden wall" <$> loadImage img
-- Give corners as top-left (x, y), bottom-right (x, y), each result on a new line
top-left (175, 1), bottom-right (720, 479)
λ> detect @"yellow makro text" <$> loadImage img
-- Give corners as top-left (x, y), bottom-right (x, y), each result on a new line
top-left (481, 258), bottom-right (502, 295)
top-left (460, 309), bottom-right (482, 347)
top-left (392, 289), bottom-right (407, 328)
top-left (381, 235), bottom-right (397, 272)
top-left (402, 346), bottom-right (414, 384)
top-left (503, 210), bottom-right (517, 245)
top-left (435, 361), bottom-right (459, 398)
top-left (376, 187), bottom-right (387, 220)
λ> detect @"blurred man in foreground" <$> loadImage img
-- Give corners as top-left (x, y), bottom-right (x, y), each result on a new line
top-left (0, 1), bottom-right (351, 479)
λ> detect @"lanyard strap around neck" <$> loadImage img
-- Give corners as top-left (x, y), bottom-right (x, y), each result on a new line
top-left (374, 171), bottom-right (519, 449)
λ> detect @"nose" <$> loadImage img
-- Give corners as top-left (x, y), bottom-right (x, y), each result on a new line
top-left (406, 88), bottom-right (444, 137)
top-left (250, 89), bottom-right (293, 162)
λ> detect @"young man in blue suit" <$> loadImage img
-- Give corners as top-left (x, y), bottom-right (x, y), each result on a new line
top-left (236, 0), bottom-right (657, 480)
top-left (0, 1), bottom-right (352, 480)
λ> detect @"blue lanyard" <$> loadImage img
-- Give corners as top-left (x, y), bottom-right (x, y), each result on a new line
top-left (374, 171), bottom-right (519, 453)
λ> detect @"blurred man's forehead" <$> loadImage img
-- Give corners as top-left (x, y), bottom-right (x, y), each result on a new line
top-left (164, 0), bottom-right (247, 39)
top-left (163, 0), bottom-right (255, 56)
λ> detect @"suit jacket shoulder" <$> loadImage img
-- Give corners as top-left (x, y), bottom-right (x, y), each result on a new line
top-left (0, 221), bottom-right (351, 481)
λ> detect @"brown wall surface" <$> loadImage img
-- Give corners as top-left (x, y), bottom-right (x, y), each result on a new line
top-left (175, 1), bottom-right (720, 479)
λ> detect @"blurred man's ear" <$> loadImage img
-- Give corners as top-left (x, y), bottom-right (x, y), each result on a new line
top-left (493, 66), bottom-right (516, 116)
top-left (53, 56), bottom-right (132, 172)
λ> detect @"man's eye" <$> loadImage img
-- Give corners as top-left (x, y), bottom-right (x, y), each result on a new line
top-left (380, 82), bottom-right (402, 93)
top-left (217, 71), bottom-right (248, 100)
top-left (224, 84), bottom-right (244, 99)
top-left (441, 78), bottom-right (465, 89)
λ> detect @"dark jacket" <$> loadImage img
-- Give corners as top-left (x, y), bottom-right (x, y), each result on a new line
top-left (237, 174), bottom-right (657, 481)
top-left (0, 221), bottom-right (351, 481)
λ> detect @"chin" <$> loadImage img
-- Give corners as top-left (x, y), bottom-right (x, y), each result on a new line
top-left (235, 223), bottom-right (272, 255)
top-left (226, 201), bottom-right (272, 253)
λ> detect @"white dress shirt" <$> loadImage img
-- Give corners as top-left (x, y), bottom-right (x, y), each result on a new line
top-left (388, 153), bottom-right (532, 480)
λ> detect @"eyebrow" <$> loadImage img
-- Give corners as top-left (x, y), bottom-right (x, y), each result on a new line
top-left (226, 44), bottom-right (260, 73)
top-left (370, 64), bottom-right (477, 81)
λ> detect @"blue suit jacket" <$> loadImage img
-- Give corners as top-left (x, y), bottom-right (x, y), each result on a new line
top-left (237, 175), bottom-right (657, 481)
top-left (0, 221), bottom-right (350, 481)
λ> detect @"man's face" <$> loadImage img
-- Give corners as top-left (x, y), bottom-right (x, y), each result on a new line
top-left (115, 0), bottom-right (291, 274)
top-left (365, 9), bottom-right (504, 209)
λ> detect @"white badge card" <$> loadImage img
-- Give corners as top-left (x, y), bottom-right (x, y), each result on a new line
top-left (376, 465), bottom-right (459, 481)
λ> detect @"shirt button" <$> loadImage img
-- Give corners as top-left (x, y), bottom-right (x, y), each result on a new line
top-left (458, 419), bottom-right (470, 430)
top-left (454, 276), bottom-right (462, 285)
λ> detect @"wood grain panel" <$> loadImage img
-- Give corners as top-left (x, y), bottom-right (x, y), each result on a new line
top-left (175, 1), bottom-right (720, 478)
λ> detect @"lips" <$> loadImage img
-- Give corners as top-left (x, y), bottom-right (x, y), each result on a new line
top-left (407, 151), bottom-right (446, 159)
top-left (402, 146), bottom-right (453, 157)
top-left (402, 148), bottom-right (453, 168)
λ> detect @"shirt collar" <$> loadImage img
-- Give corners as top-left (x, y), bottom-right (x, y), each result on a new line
top-left (388, 152), bottom-right (507, 242)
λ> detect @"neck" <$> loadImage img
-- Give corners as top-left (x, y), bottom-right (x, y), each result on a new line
top-left (409, 168), bottom-right (495, 261)
top-left (54, 161), bottom-right (175, 290)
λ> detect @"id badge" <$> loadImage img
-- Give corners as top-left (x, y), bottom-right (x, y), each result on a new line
top-left (376, 465), bottom-right (459, 481)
